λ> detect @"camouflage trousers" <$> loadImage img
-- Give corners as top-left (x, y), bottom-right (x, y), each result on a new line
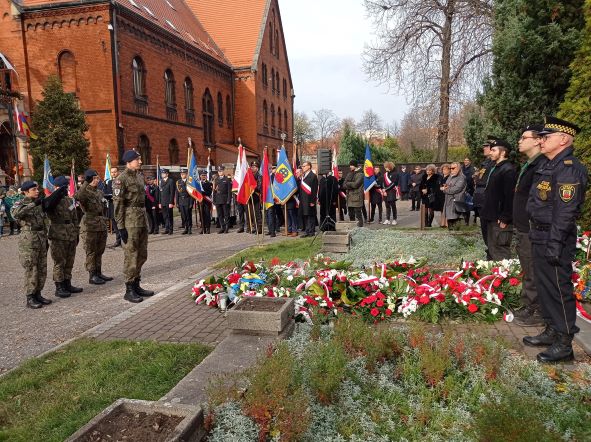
top-left (50, 239), bottom-right (77, 282)
top-left (123, 227), bottom-right (148, 283)
top-left (82, 230), bottom-right (107, 272)
top-left (18, 239), bottom-right (47, 295)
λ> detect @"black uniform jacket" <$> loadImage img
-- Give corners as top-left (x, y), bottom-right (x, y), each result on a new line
top-left (479, 159), bottom-right (516, 224)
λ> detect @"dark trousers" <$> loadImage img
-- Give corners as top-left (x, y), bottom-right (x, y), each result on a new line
top-left (151, 209), bottom-right (160, 233)
top-left (410, 190), bottom-right (421, 210)
top-left (480, 215), bottom-right (491, 259)
top-left (401, 191), bottom-right (409, 201)
top-left (385, 201), bottom-right (397, 221)
top-left (304, 213), bottom-right (316, 235)
top-left (110, 218), bottom-right (121, 242)
top-left (274, 204), bottom-right (284, 228)
top-left (338, 201), bottom-right (347, 221)
top-left (515, 230), bottom-right (542, 312)
top-left (266, 209), bottom-right (276, 233)
top-left (179, 205), bottom-right (192, 229)
top-left (197, 202), bottom-right (211, 232)
top-left (145, 208), bottom-right (154, 233)
top-left (162, 206), bottom-right (173, 233)
top-left (216, 203), bottom-right (230, 230)
top-left (287, 208), bottom-right (298, 233)
top-left (486, 221), bottom-right (513, 261)
top-left (370, 202), bottom-right (383, 222)
top-left (349, 206), bottom-right (363, 227)
top-left (237, 203), bottom-right (246, 229)
top-left (533, 235), bottom-right (579, 335)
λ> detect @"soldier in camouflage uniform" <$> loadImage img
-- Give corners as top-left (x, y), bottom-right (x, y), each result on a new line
top-left (113, 150), bottom-right (154, 303)
top-left (46, 176), bottom-right (83, 298)
top-left (75, 169), bottom-right (113, 285)
top-left (11, 181), bottom-right (52, 309)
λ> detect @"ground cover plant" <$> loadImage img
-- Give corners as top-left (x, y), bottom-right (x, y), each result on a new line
top-left (205, 317), bottom-right (591, 442)
top-left (0, 339), bottom-right (210, 441)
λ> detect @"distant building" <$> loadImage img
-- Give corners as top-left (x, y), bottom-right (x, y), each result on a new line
top-left (0, 0), bottom-right (294, 179)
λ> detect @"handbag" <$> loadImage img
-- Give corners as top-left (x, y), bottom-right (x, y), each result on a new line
top-left (427, 193), bottom-right (436, 204)
top-left (453, 200), bottom-right (469, 213)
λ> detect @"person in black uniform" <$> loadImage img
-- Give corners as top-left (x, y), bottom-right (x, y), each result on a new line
top-left (144, 176), bottom-right (159, 234)
top-left (523, 116), bottom-right (588, 363)
top-left (213, 165), bottom-right (232, 234)
top-left (247, 161), bottom-right (263, 234)
top-left (104, 167), bottom-right (121, 248)
top-left (512, 124), bottom-right (546, 327)
top-left (299, 161), bottom-right (319, 237)
top-left (337, 169), bottom-right (347, 221)
top-left (176, 168), bottom-right (194, 235)
top-left (159, 169), bottom-right (176, 234)
top-left (472, 137), bottom-right (496, 259)
top-left (199, 170), bottom-right (213, 234)
top-left (479, 139), bottom-right (516, 260)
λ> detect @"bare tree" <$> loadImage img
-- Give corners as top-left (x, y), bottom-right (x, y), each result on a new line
top-left (397, 105), bottom-right (438, 152)
top-left (294, 111), bottom-right (315, 150)
top-left (363, 0), bottom-right (493, 161)
top-left (312, 109), bottom-right (341, 148)
top-left (357, 109), bottom-right (383, 141)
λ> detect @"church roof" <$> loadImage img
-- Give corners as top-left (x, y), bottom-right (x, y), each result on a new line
top-left (184, 0), bottom-right (269, 69)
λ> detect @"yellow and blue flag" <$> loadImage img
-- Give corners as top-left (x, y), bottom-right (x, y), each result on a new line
top-left (363, 144), bottom-right (376, 192)
top-left (43, 155), bottom-right (55, 196)
top-left (272, 147), bottom-right (297, 204)
top-left (186, 148), bottom-right (204, 202)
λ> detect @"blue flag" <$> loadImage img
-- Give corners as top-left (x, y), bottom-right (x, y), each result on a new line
top-left (272, 147), bottom-right (298, 204)
top-left (43, 155), bottom-right (55, 196)
top-left (186, 149), bottom-right (204, 202)
top-left (363, 144), bottom-right (376, 192)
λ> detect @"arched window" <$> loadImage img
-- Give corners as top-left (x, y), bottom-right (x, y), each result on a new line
top-left (276, 72), bottom-right (280, 95)
top-left (269, 18), bottom-right (274, 53)
top-left (270, 104), bottom-right (275, 135)
top-left (58, 50), bottom-right (77, 94)
top-left (278, 106), bottom-right (282, 131)
top-left (275, 30), bottom-right (280, 59)
top-left (202, 89), bottom-right (214, 145)
top-left (217, 92), bottom-right (223, 127)
top-left (263, 100), bottom-right (268, 133)
top-left (283, 78), bottom-right (287, 99)
top-left (138, 134), bottom-right (151, 164)
top-left (132, 57), bottom-right (146, 98)
top-left (164, 69), bottom-right (176, 107)
top-left (226, 95), bottom-right (232, 127)
top-left (184, 77), bottom-right (194, 124)
top-left (271, 68), bottom-right (275, 93)
top-left (262, 63), bottom-right (267, 87)
top-left (284, 110), bottom-right (288, 135)
top-left (168, 138), bottom-right (179, 165)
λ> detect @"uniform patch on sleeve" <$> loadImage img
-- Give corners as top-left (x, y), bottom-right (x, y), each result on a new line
top-left (559, 184), bottom-right (576, 203)
top-left (113, 179), bottom-right (122, 197)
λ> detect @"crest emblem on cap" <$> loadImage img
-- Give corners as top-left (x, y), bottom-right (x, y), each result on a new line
top-left (559, 184), bottom-right (575, 203)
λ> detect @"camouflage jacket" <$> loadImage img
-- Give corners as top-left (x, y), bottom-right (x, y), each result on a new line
top-left (11, 196), bottom-right (47, 246)
top-left (113, 168), bottom-right (148, 229)
top-left (75, 182), bottom-right (107, 232)
top-left (47, 196), bottom-right (79, 241)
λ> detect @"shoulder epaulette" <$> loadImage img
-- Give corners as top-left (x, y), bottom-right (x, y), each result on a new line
top-left (564, 160), bottom-right (573, 166)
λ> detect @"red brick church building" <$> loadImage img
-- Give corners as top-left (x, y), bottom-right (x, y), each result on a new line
top-left (0, 0), bottom-right (294, 178)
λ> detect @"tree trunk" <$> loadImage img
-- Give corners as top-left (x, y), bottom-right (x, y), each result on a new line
top-left (436, 3), bottom-right (454, 162)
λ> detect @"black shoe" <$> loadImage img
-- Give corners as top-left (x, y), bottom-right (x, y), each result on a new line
top-left (35, 291), bottom-right (53, 305)
top-left (161, 230), bottom-right (168, 235)
top-left (54, 281), bottom-right (71, 298)
top-left (237, 228), bottom-right (244, 233)
top-left (110, 241), bottom-right (121, 248)
top-left (154, 229), bottom-right (159, 234)
top-left (64, 279), bottom-right (83, 293)
top-left (97, 267), bottom-right (113, 282)
top-left (223, 226), bottom-right (230, 234)
top-left (89, 272), bottom-right (105, 285)
top-left (205, 228), bottom-right (210, 234)
top-left (27, 294), bottom-right (43, 309)
top-left (513, 307), bottom-right (545, 327)
top-left (218, 229), bottom-right (225, 234)
top-left (523, 325), bottom-right (557, 347)
top-left (182, 229), bottom-right (188, 235)
top-left (537, 332), bottom-right (575, 363)
top-left (134, 278), bottom-right (154, 297)
top-left (270, 232), bottom-right (276, 237)
top-left (168, 231), bottom-right (173, 235)
top-left (124, 282), bottom-right (143, 303)
top-left (188, 227), bottom-right (192, 235)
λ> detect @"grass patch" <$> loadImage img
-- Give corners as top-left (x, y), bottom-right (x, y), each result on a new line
top-left (0, 339), bottom-right (210, 442)
top-left (214, 237), bottom-right (322, 269)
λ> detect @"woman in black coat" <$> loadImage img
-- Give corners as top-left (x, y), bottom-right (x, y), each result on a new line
top-left (419, 164), bottom-right (444, 227)
top-left (369, 166), bottom-right (384, 223)
top-left (382, 161), bottom-right (399, 225)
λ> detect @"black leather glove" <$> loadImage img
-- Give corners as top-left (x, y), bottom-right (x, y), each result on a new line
top-left (545, 255), bottom-right (560, 266)
top-left (34, 198), bottom-right (42, 206)
top-left (119, 228), bottom-right (128, 244)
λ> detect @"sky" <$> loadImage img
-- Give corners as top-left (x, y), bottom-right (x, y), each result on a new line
top-left (280, 0), bottom-right (409, 126)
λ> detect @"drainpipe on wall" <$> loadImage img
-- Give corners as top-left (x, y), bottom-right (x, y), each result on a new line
top-left (109, 1), bottom-right (123, 164)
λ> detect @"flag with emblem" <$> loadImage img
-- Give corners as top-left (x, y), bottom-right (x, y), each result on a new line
top-left (43, 155), bottom-right (55, 196)
top-left (186, 148), bottom-right (204, 202)
top-left (261, 148), bottom-right (274, 209)
top-left (156, 155), bottom-right (163, 190)
top-left (272, 147), bottom-right (298, 204)
top-left (104, 154), bottom-right (112, 182)
top-left (363, 144), bottom-right (376, 192)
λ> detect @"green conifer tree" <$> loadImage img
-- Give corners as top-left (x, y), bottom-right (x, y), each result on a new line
top-left (559, 0), bottom-right (591, 229)
top-left (337, 124), bottom-right (364, 165)
top-left (29, 76), bottom-right (90, 180)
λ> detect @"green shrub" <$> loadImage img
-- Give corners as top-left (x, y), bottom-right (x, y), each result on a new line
top-left (306, 342), bottom-right (348, 404)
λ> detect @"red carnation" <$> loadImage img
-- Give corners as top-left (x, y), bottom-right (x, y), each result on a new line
top-left (435, 294), bottom-right (445, 302)
top-left (497, 292), bottom-right (504, 300)
top-left (468, 303), bottom-right (478, 313)
top-left (385, 308), bottom-right (392, 316)
top-left (419, 295), bottom-right (430, 305)
top-left (509, 278), bottom-right (520, 286)
top-left (493, 279), bottom-right (502, 287)
top-left (376, 299), bottom-right (384, 307)
top-left (370, 308), bottom-right (380, 317)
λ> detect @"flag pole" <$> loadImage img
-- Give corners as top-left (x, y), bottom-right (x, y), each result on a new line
top-left (284, 204), bottom-right (288, 237)
top-left (250, 197), bottom-right (259, 239)
top-left (246, 195), bottom-right (253, 233)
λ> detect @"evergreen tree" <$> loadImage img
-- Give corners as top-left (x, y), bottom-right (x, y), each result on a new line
top-left (378, 136), bottom-right (408, 164)
top-left (30, 76), bottom-right (90, 181)
top-left (477, 0), bottom-right (584, 145)
top-left (559, 0), bottom-right (591, 229)
top-left (337, 123), bottom-right (364, 165)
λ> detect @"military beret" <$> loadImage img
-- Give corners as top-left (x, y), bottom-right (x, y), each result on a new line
top-left (84, 169), bottom-right (98, 180)
top-left (250, 160), bottom-right (260, 167)
top-left (349, 160), bottom-right (358, 167)
top-left (54, 176), bottom-right (69, 187)
top-left (490, 139), bottom-right (511, 150)
top-left (538, 116), bottom-right (580, 137)
top-left (122, 150), bottom-right (141, 163)
top-left (21, 180), bottom-right (38, 192)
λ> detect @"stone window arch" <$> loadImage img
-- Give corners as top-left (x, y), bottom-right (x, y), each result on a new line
top-left (164, 69), bottom-right (176, 107)
top-left (132, 56), bottom-right (147, 98)
top-left (58, 50), bottom-right (77, 94)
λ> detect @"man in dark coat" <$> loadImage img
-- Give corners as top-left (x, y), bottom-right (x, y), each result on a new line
top-left (144, 176), bottom-right (159, 234)
top-left (479, 139), bottom-right (516, 260)
top-left (299, 161), bottom-right (318, 237)
top-left (198, 171), bottom-right (213, 234)
top-left (369, 165), bottom-right (384, 223)
top-left (159, 169), bottom-right (176, 235)
top-left (176, 168), bottom-right (194, 234)
top-left (409, 166), bottom-right (424, 211)
top-left (473, 138), bottom-right (496, 258)
top-left (318, 173), bottom-right (338, 231)
top-left (342, 160), bottom-right (365, 227)
top-left (337, 169), bottom-right (347, 221)
top-left (213, 165), bottom-right (232, 233)
top-left (398, 166), bottom-right (410, 200)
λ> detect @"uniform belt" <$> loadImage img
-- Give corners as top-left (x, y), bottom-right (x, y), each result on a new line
top-left (23, 226), bottom-right (45, 232)
top-left (530, 222), bottom-right (551, 232)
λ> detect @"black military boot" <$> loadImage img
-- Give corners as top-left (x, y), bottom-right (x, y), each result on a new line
top-left (27, 294), bottom-right (43, 309)
top-left (523, 325), bottom-right (557, 347)
top-left (134, 278), bottom-right (155, 297)
top-left (188, 226), bottom-right (192, 235)
top-left (124, 282), bottom-right (143, 303)
top-left (64, 279), bottom-right (83, 293)
top-left (513, 306), bottom-right (544, 327)
top-left (97, 267), bottom-right (113, 282)
top-left (537, 332), bottom-right (575, 363)
top-left (182, 227), bottom-right (188, 235)
top-left (89, 272), bottom-right (105, 285)
top-left (35, 291), bottom-right (53, 305)
top-left (54, 281), bottom-right (71, 298)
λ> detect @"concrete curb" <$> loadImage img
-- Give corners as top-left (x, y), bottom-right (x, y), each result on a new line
top-left (575, 316), bottom-right (591, 356)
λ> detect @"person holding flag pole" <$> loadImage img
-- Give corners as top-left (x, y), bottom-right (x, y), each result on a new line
top-left (261, 147), bottom-right (276, 238)
top-left (233, 140), bottom-right (249, 233)
top-left (185, 147), bottom-right (207, 233)
top-left (272, 146), bottom-right (298, 237)
top-left (237, 161), bottom-right (260, 236)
